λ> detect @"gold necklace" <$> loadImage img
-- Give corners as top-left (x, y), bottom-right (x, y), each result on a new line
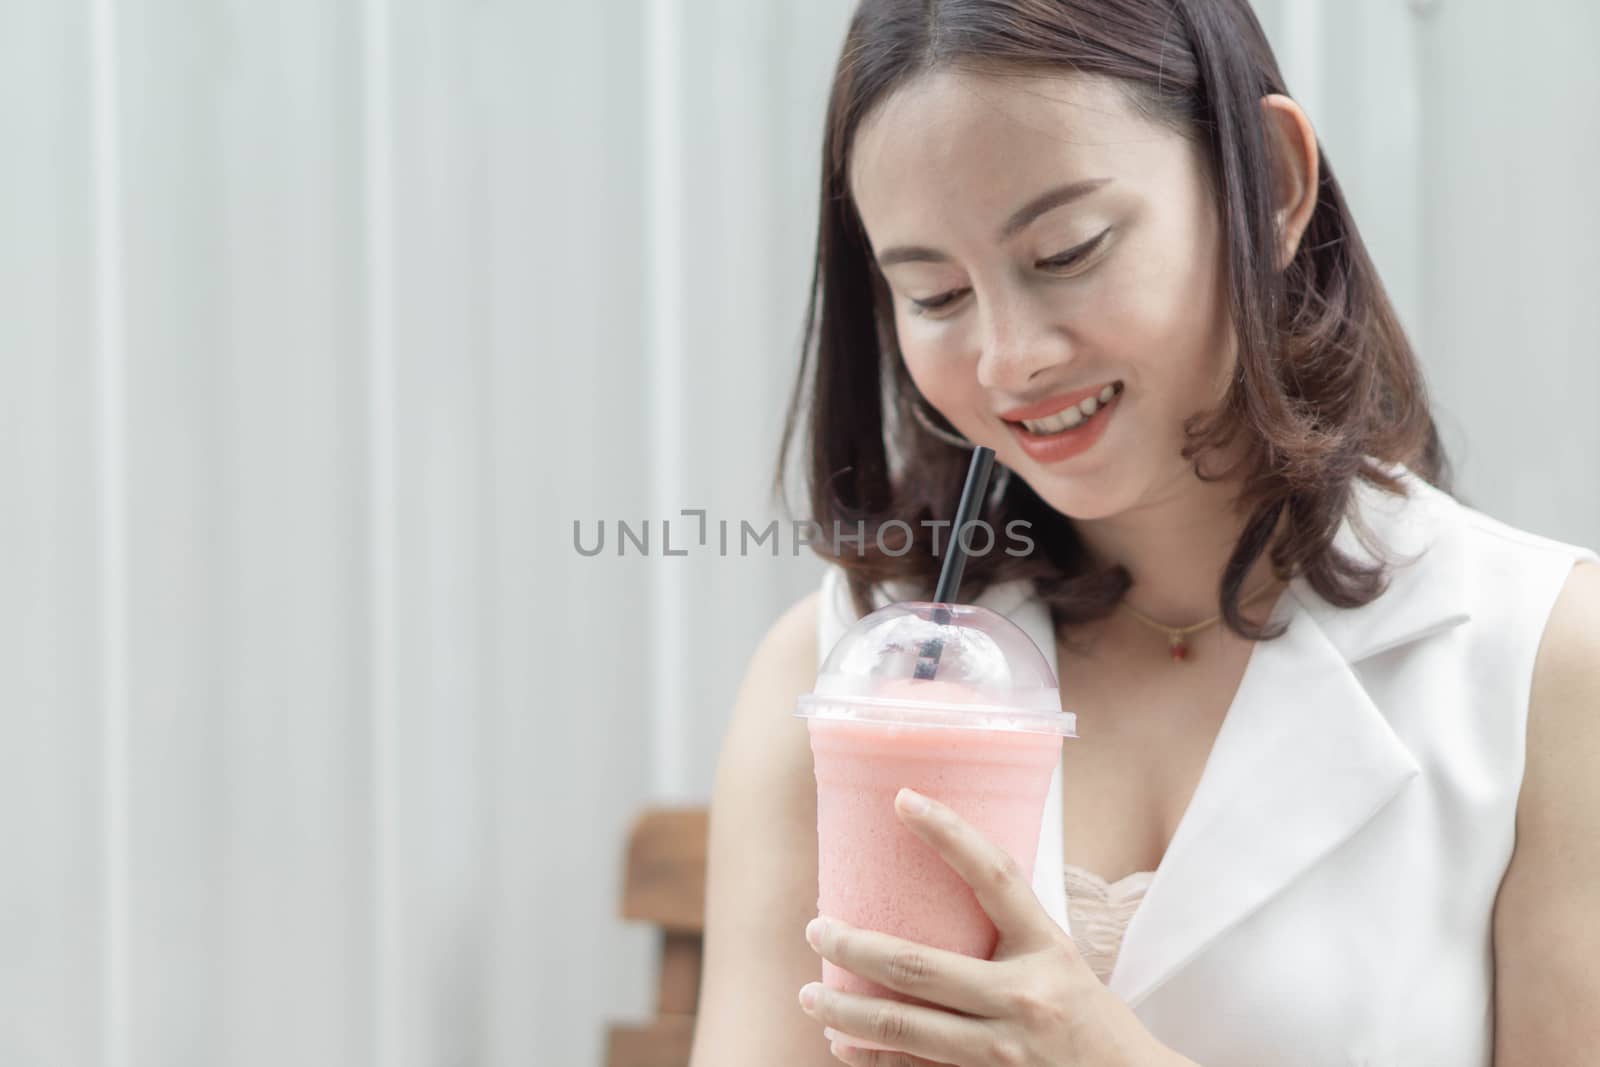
top-left (1118, 579), bottom-right (1280, 662)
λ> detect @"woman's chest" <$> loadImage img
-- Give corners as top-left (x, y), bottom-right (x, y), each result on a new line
top-left (1054, 638), bottom-right (1251, 879)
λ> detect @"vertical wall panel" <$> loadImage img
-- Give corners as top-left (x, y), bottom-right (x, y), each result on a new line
top-left (100, 0), bottom-right (373, 1063)
top-left (0, 3), bottom-right (104, 1065)
top-left (476, 3), bottom-right (655, 1065)
top-left (114, 1), bottom-right (230, 1060)
top-left (1416, 0), bottom-right (1600, 542)
top-left (210, 3), bottom-right (371, 1065)
top-left (386, 0), bottom-right (494, 1062)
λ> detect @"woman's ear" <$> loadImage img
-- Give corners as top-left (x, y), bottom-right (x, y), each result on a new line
top-left (1260, 94), bottom-right (1320, 270)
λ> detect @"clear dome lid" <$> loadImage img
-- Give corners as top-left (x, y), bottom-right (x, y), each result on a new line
top-left (796, 602), bottom-right (1073, 736)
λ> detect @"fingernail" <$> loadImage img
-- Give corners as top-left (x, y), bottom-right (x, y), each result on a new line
top-left (805, 917), bottom-right (826, 948)
top-left (799, 982), bottom-right (820, 1011)
top-left (897, 787), bottom-right (930, 815)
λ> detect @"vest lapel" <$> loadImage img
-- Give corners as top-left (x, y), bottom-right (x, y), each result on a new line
top-left (1105, 587), bottom-right (1419, 1006)
top-left (1105, 475), bottom-right (1471, 1007)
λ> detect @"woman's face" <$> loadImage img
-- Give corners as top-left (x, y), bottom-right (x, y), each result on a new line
top-left (849, 68), bottom-right (1236, 522)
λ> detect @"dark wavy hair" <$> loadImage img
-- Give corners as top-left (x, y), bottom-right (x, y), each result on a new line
top-left (776, 0), bottom-right (1449, 637)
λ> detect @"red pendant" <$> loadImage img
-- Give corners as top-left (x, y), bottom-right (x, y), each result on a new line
top-left (1169, 635), bottom-right (1189, 662)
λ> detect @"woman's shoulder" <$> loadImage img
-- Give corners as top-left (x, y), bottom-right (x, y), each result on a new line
top-left (1526, 558), bottom-right (1600, 794)
top-left (712, 589), bottom-right (819, 812)
top-left (1534, 559), bottom-right (1600, 683)
top-left (713, 590), bottom-right (820, 770)
top-left (1282, 469), bottom-right (1592, 665)
top-left (750, 586), bottom-right (821, 682)
top-left (1413, 475), bottom-right (1596, 568)
top-left (1357, 469), bottom-right (1596, 602)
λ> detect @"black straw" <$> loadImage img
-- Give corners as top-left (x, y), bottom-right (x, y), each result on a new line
top-left (914, 446), bottom-right (997, 680)
top-left (932, 446), bottom-right (995, 604)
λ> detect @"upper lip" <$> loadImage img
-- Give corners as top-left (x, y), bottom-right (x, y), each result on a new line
top-left (998, 382), bottom-right (1119, 422)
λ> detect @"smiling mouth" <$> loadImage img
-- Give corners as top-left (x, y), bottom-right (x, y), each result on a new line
top-left (1009, 381), bottom-right (1124, 436)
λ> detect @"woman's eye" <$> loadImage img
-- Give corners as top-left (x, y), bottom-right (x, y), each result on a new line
top-left (1038, 229), bottom-right (1110, 272)
top-left (909, 288), bottom-right (969, 316)
top-left (905, 230), bottom-right (1110, 317)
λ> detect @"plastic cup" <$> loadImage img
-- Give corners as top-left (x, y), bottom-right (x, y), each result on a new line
top-left (795, 600), bottom-right (1075, 1053)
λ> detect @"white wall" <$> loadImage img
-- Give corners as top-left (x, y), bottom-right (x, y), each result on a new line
top-left (0, 2), bottom-right (1594, 1066)
top-left (1, 1), bottom-right (850, 1065)
top-left (1259, 0), bottom-right (1600, 543)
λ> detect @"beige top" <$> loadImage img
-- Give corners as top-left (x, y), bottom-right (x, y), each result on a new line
top-left (1062, 865), bottom-right (1155, 984)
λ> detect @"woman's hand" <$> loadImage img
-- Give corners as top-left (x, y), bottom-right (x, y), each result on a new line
top-left (798, 788), bottom-right (1186, 1067)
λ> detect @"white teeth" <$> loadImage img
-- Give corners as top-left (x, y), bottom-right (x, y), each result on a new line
top-left (1022, 407), bottom-right (1082, 434)
top-left (1018, 383), bottom-right (1122, 435)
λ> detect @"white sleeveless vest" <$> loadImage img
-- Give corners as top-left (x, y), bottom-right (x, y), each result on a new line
top-left (814, 475), bottom-right (1594, 1065)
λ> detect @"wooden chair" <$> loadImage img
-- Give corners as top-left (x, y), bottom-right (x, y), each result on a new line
top-left (606, 808), bottom-right (709, 1067)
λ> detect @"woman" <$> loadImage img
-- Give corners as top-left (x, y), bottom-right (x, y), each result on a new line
top-left (691, 1), bottom-right (1600, 1064)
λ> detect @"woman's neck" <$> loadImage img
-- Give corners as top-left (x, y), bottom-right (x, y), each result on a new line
top-left (1072, 470), bottom-right (1278, 626)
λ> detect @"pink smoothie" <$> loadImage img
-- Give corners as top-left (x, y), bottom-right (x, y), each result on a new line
top-left (807, 695), bottom-right (1062, 1004)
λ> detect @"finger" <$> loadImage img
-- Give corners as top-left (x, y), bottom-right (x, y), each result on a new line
top-left (829, 1037), bottom-right (952, 1066)
top-left (894, 789), bottom-right (1054, 951)
top-left (806, 916), bottom-right (1012, 1017)
top-left (799, 982), bottom-right (993, 1066)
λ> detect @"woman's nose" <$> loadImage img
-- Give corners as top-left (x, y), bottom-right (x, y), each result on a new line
top-left (973, 290), bottom-right (1074, 392)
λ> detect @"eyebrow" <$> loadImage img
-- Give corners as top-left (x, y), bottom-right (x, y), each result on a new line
top-left (874, 177), bottom-right (1113, 269)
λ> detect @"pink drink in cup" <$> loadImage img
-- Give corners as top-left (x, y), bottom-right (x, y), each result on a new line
top-left (796, 601), bottom-right (1075, 1054)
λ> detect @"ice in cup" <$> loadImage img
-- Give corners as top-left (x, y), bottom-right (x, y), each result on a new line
top-left (795, 600), bottom-right (1075, 1048)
